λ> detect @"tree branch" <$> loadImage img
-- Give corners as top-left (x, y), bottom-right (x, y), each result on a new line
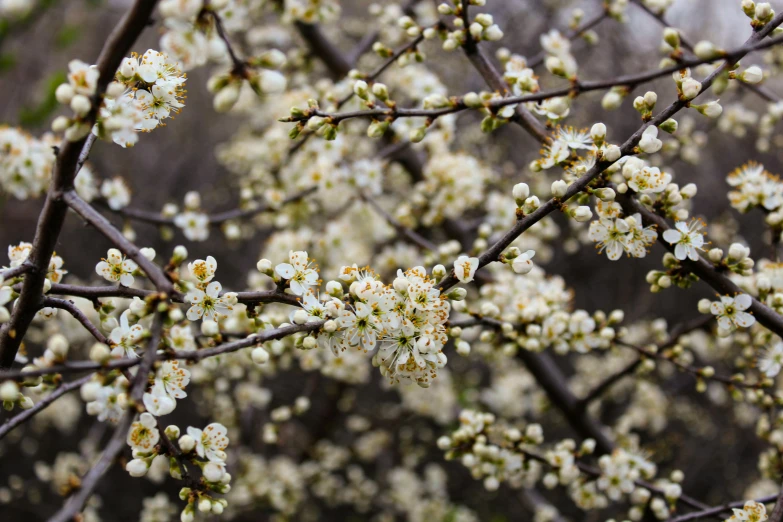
top-left (526, 8), bottom-right (609, 68)
top-left (0, 0), bottom-right (159, 369)
top-left (0, 374), bottom-right (93, 441)
top-left (284, 33), bottom-right (783, 127)
top-left (63, 190), bottom-right (176, 295)
top-left (618, 193), bottom-right (783, 340)
top-left (359, 191), bottom-right (439, 251)
top-left (42, 297), bottom-right (108, 344)
top-left (436, 13), bottom-right (783, 294)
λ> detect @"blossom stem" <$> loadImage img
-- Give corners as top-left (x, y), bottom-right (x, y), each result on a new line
top-left (42, 297), bottom-right (109, 344)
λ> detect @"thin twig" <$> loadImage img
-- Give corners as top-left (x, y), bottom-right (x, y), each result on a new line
top-left (42, 297), bottom-right (108, 344)
top-left (665, 494), bottom-right (779, 522)
top-left (284, 33), bottom-right (783, 127)
top-left (0, 374), bottom-right (93, 441)
top-left (0, 320), bottom-right (324, 381)
top-left (359, 191), bottom-right (439, 251)
top-left (64, 190), bottom-right (176, 295)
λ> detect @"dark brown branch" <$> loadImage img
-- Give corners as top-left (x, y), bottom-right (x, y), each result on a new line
top-left (0, 263), bottom-right (33, 280)
top-left (0, 358), bottom-right (140, 381)
top-left (295, 21), bottom-right (352, 79)
top-left (35, 282), bottom-right (302, 308)
top-left (0, 0), bottom-right (159, 369)
top-left (578, 358), bottom-right (641, 408)
top-left (285, 33), bottom-right (783, 127)
top-left (63, 190), bottom-right (176, 295)
top-left (95, 186), bottom-right (316, 228)
top-left (171, 320), bottom-right (324, 362)
top-left (0, 374), bottom-right (93, 441)
top-left (0, 321), bottom-right (322, 381)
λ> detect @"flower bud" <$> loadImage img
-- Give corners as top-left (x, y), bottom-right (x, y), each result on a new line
top-left (251, 347), bottom-right (270, 365)
top-left (213, 83), bottom-right (240, 113)
top-left (603, 145), bottom-right (621, 162)
top-left (293, 309), bottom-right (309, 325)
top-left (0, 381), bottom-right (19, 402)
top-left (573, 206), bottom-right (593, 222)
top-left (201, 320), bottom-right (219, 337)
top-left (70, 94), bottom-right (92, 117)
top-left (590, 122), bottom-right (606, 143)
top-left (353, 80), bottom-right (369, 99)
top-left (663, 28), bottom-right (680, 48)
top-left (178, 435), bottom-right (196, 453)
top-left (55, 83), bottom-right (75, 105)
top-left (681, 78), bottom-right (702, 100)
top-left (694, 40), bottom-right (719, 59)
top-left (256, 258), bottom-right (273, 274)
top-left (512, 183), bottom-right (529, 205)
top-left (551, 179), bottom-right (568, 198)
top-left (660, 118), bottom-right (678, 134)
top-left (741, 65), bottom-right (764, 84)
top-left (126, 459), bottom-right (148, 477)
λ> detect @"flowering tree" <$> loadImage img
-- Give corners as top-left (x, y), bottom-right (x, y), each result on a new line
top-left (4, 0), bottom-right (783, 520)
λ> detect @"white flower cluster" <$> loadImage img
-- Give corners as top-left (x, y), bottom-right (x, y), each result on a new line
top-left (589, 212), bottom-right (657, 261)
top-left (463, 268), bottom-right (621, 355)
top-left (438, 408), bottom-right (668, 519)
top-left (727, 162), bottom-right (783, 216)
top-left (541, 29), bottom-right (578, 79)
top-left (185, 255), bottom-right (237, 322)
top-left (412, 152), bottom-right (494, 226)
top-left (51, 50), bottom-right (186, 147)
top-left (0, 126), bottom-right (56, 200)
top-left (260, 251), bottom-right (452, 387)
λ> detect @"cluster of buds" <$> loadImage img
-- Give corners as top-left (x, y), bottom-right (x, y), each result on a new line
top-left (51, 60), bottom-right (101, 141)
top-left (0, 380), bottom-right (34, 411)
top-left (633, 91), bottom-right (657, 121)
top-left (742, 1), bottom-right (776, 27)
top-left (646, 253), bottom-right (700, 292)
top-left (673, 69), bottom-right (702, 101)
